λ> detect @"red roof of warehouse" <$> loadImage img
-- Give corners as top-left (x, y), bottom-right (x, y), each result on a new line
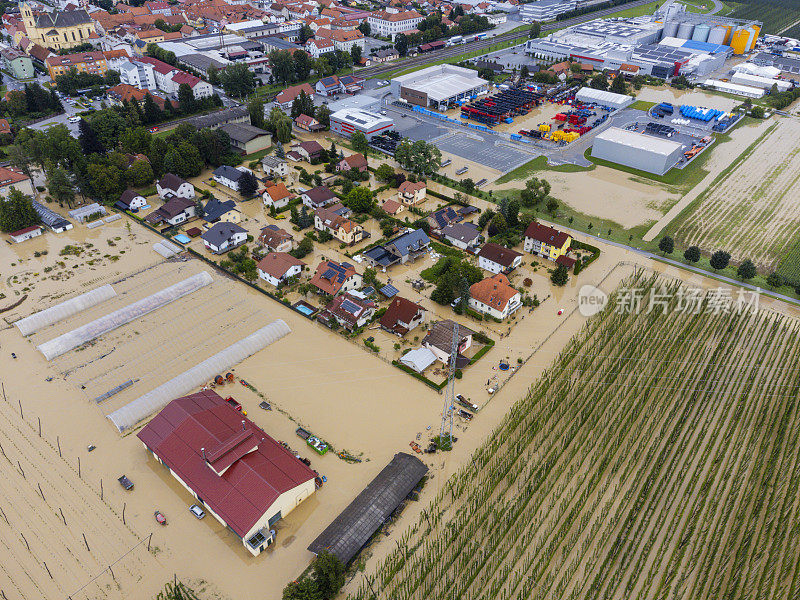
top-left (137, 390), bottom-right (316, 538)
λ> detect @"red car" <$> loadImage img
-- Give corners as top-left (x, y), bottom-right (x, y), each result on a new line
top-left (148, 126), bottom-right (159, 133)
top-left (154, 510), bottom-right (167, 525)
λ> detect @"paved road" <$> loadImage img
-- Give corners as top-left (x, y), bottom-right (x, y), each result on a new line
top-left (356, 0), bottom-right (659, 79)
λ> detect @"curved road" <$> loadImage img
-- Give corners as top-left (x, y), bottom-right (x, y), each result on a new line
top-left (356, 0), bottom-right (660, 79)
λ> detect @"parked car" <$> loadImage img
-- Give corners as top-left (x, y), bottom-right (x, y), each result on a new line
top-left (149, 126), bottom-right (159, 133)
top-left (68, 116), bottom-right (81, 123)
top-left (189, 504), bottom-right (206, 519)
top-left (117, 475), bottom-right (134, 490)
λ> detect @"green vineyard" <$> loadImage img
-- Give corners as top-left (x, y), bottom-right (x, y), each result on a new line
top-left (726, 0), bottom-right (800, 34)
top-left (351, 273), bottom-right (800, 600)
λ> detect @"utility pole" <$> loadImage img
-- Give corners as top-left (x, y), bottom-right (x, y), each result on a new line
top-left (439, 321), bottom-right (458, 447)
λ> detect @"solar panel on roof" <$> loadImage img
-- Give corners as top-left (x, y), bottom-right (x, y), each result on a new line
top-left (341, 262), bottom-right (354, 269)
top-left (340, 299), bottom-right (360, 314)
top-left (380, 284), bottom-right (399, 298)
top-left (322, 268), bottom-right (337, 279)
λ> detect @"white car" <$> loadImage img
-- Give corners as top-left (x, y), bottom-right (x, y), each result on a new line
top-left (68, 116), bottom-right (81, 123)
top-left (189, 504), bottom-right (206, 519)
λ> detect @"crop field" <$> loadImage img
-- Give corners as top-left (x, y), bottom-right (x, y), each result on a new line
top-left (350, 273), bottom-right (800, 600)
top-left (669, 119), bottom-right (800, 271)
top-left (726, 0), bottom-right (800, 33)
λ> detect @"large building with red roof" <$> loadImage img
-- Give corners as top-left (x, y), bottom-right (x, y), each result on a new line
top-left (137, 390), bottom-right (318, 555)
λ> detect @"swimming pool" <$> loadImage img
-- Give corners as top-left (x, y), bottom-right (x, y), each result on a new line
top-left (295, 304), bottom-right (315, 316)
top-left (173, 234), bottom-right (191, 244)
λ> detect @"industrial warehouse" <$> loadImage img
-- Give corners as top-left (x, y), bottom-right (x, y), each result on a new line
top-left (390, 64), bottom-right (490, 109)
top-left (330, 109), bottom-right (395, 139)
top-left (525, 5), bottom-right (762, 78)
top-left (591, 127), bottom-right (686, 175)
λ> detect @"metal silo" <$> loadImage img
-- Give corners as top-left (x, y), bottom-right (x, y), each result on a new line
top-left (749, 25), bottom-right (761, 50)
top-left (744, 26), bottom-right (756, 52)
top-left (692, 24), bottom-right (711, 42)
top-left (707, 26), bottom-right (726, 45)
top-left (730, 29), bottom-right (749, 54)
top-left (663, 21), bottom-right (679, 39)
top-left (677, 22), bottom-right (695, 40)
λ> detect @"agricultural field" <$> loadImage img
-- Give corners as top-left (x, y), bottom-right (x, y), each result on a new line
top-left (725, 0), bottom-right (800, 34)
top-left (349, 273), bottom-right (800, 600)
top-left (668, 119), bottom-right (800, 271)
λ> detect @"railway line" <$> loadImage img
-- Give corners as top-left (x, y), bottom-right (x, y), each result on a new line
top-left (356, 0), bottom-right (658, 79)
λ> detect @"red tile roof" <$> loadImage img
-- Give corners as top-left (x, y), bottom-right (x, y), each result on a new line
top-left (477, 242), bottom-right (521, 268)
top-left (470, 273), bottom-right (518, 311)
top-left (136, 55), bottom-right (177, 75)
top-left (524, 221), bottom-right (570, 248)
top-left (379, 296), bottom-right (424, 334)
top-left (0, 166), bottom-right (30, 188)
top-left (274, 82), bottom-right (314, 105)
top-left (137, 390), bottom-right (316, 538)
top-left (256, 251), bottom-right (304, 279)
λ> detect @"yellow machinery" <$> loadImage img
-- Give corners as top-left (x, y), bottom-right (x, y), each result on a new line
top-left (539, 123), bottom-right (551, 133)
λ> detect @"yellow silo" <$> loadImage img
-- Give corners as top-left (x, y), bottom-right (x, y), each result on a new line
top-left (749, 25), bottom-right (761, 50)
top-left (722, 24), bottom-right (733, 44)
top-left (730, 29), bottom-right (750, 55)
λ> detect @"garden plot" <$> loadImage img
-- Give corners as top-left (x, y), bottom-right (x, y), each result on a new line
top-left (670, 119), bottom-right (800, 270)
top-left (349, 273), bottom-right (800, 600)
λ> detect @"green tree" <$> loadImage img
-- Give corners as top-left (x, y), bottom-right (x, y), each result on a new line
top-left (0, 188), bottom-right (40, 233)
top-left (312, 552), bottom-right (345, 600)
top-left (551, 264), bottom-right (569, 286)
top-left (294, 51), bottom-right (313, 81)
top-left (249, 97), bottom-right (266, 129)
top-left (351, 44), bottom-right (362, 65)
top-left (737, 258), bottom-right (756, 280)
top-left (270, 50), bottom-right (296, 85)
top-left (346, 185), bottom-right (374, 213)
top-left (375, 163), bottom-right (395, 182)
top-left (291, 91), bottom-right (315, 119)
top-left (178, 83), bottom-right (196, 113)
top-left (126, 159), bottom-right (154, 187)
top-left (86, 162), bottom-right (124, 203)
top-left (219, 63), bottom-right (256, 98)
top-left (207, 65), bottom-right (220, 85)
top-left (684, 245), bottom-right (700, 263)
top-left (88, 109), bottom-right (128, 149)
top-left (766, 271), bottom-right (783, 288)
top-left (589, 73), bottom-right (608, 90)
top-left (658, 235), bottom-right (674, 255)
top-left (529, 20), bottom-right (541, 38)
top-left (395, 34), bottom-right (409, 56)
top-left (350, 130), bottom-right (369, 155)
top-left (276, 118), bottom-right (292, 144)
top-left (79, 119), bottom-right (104, 155)
top-left (610, 74), bottom-right (627, 94)
top-left (316, 104), bottom-right (331, 129)
top-left (143, 93), bottom-right (163, 124)
top-left (750, 105), bottom-right (765, 118)
top-left (239, 171), bottom-right (258, 197)
top-left (394, 139), bottom-right (441, 174)
top-left (46, 163), bottom-right (76, 207)
top-left (120, 126), bottom-right (151, 155)
top-left (299, 24), bottom-right (314, 44)
top-left (709, 250), bottom-right (731, 271)
top-left (488, 212), bottom-right (507, 236)
top-left (282, 577), bottom-right (319, 600)
top-left (358, 22), bottom-right (371, 36)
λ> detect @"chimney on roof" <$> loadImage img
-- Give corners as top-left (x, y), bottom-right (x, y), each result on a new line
top-left (201, 447), bottom-right (206, 460)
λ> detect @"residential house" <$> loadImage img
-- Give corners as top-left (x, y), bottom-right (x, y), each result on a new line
top-left (220, 123), bottom-right (272, 155)
top-left (201, 222), bottom-right (248, 254)
top-left (310, 260), bottom-right (361, 295)
top-left (422, 319), bottom-right (474, 368)
top-left (0, 166), bottom-right (35, 199)
top-left (370, 48), bottom-right (398, 63)
top-left (523, 221), bottom-right (572, 262)
top-left (441, 222), bottom-right (481, 250)
top-left (135, 56), bottom-right (178, 92)
top-left (202, 197), bottom-right (241, 225)
top-left (146, 196), bottom-right (196, 226)
top-left (469, 273), bottom-right (521, 320)
top-left (381, 199), bottom-right (404, 216)
top-left (427, 205), bottom-right (462, 232)
top-left (306, 37), bottom-right (334, 57)
top-left (397, 180), bottom-right (426, 205)
top-left (257, 252), bottom-right (304, 286)
top-left (478, 242), bottom-right (522, 274)
top-left (363, 228), bottom-right (430, 269)
top-left (115, 189), bottom-right (148, 211)
top-left (293, 141), bottom-right (324, 162)
top-left (367, 10), bottom-right (423, 40)
top-left (316, 75), bottom-right (340, 96)
top-left (145, 1), bottom-right (173, 16)
top-left (45, 51), bottom-right (107, 80)
top-left (262, 182), bottom-right (293, 209)
top-left (258, 224), bottom-right (293, 253)
top-left (261, 155), bottom-right (288, 178)
top-left (275, 82), bottom-right (315, 110)
top-left (119, 59), bottom-right (156, 89)
top-left (330, 29), bottom-right (365, 52)
top-left (9, 225), bottom-right (43, 244)
top-left (294, 114), bottom-right (324, 132)
top-left (336, 153), bottom-right (367, 173)
top-left (136, 390), bottom-right (317, 556)
top-left (213, 166), bottom-right (250, 191)
top-left (379, 296), bottom-right (425, 335)
top-left (314, 205), bottom-right (365, 245)
top-left (318, 293), bottom-right (375, 330)
top-left (157, 173), bottom-right (195, 200)
top-left (107, 83), bottom-right (149, 106)
top-left (301, 185), bottom-right (337, 209)
top-left (1, 47), bottom-right (34, 79)
top-left (338, 74), bottom-right (363, 93)
top-left (170, 71), bottom-right (213, 99)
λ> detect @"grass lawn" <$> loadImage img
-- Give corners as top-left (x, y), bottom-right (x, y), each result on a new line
top-left (242, 147), bottom-right (274, 162)
top-left (495, 155), bottom-right (593, 184)
top-left (629, 100), bottom-right (656, 111)
top-left (602, 0), bottom-right (661, 18)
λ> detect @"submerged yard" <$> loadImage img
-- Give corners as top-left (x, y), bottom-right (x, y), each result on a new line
top-left (350, 273), bottom-right (800, 600)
